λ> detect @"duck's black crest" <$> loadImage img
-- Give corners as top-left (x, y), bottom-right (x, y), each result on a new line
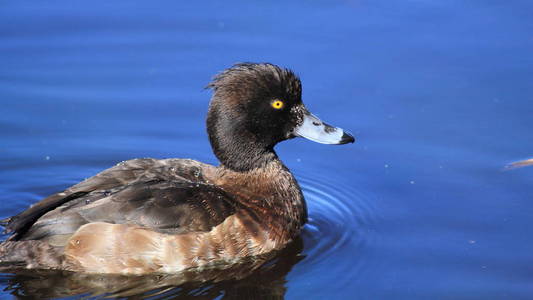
top-left (206, 63), bottom-right (302, 100)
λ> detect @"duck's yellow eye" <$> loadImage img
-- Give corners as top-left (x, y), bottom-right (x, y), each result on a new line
top-left (271, 100), bottom-right (284, 110)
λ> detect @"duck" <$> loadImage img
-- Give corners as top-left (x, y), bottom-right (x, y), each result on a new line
top-left (0, 63), bottom-right (354, 274)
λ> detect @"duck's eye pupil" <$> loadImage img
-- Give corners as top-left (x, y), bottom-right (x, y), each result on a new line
top-left (271, 100), bottom-right (284, 109)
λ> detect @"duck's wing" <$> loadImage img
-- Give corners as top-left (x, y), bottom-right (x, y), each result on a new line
top-left (2, 158), bottom-right (234, 242)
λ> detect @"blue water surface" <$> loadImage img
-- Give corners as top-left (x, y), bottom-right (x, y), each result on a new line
top-left (1, 1), bottom-right (533, 299)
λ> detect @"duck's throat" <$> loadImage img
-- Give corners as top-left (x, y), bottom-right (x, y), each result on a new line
top-left (218, 142), bottom-right (277, 172)
top-left (208, 125), bottom-right (277, 172)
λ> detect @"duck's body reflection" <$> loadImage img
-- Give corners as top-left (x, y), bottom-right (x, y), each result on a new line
top-left (2, 238), bottom-right (304, 299)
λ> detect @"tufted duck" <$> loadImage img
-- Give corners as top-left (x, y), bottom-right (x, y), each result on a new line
top-left (0, 63), bottom-right (354, 274)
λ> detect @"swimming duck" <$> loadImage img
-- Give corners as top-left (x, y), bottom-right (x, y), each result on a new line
top-left (0, 63), bottom-right (354, 274)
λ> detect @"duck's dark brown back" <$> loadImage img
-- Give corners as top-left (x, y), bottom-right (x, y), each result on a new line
top-left (2, 158), bottom-right (236, 244)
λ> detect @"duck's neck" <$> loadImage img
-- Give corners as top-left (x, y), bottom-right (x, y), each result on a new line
top-left (217, 138), bottom-right (278, 172)
top-left (206, 102), bottom-right (307, 240)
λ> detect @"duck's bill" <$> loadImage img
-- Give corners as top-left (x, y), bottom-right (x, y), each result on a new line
top-left (294, 112), bottom-right (355, 145)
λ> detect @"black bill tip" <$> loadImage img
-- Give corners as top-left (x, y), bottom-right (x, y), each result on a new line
top-left (339, 132), bottom-right (355, 144)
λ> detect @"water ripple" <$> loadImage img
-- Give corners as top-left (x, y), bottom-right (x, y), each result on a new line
top-left (292, 171), bottom-right (382, 287)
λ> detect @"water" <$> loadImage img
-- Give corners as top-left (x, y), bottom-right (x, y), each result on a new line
top-left (1, 1), bottom-right (533, 299)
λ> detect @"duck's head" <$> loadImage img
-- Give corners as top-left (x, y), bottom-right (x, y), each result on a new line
top-left (206, 63), bottom-right (354, 172)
